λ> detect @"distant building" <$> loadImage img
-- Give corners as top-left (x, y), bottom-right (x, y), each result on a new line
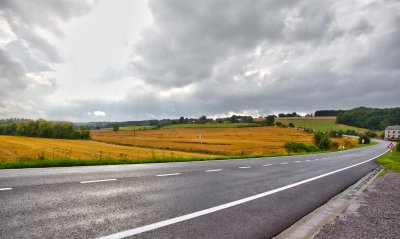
top-left (385, 125), bottom-right (400, 140)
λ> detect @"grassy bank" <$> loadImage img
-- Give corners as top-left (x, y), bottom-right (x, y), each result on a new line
top-left (377, 149), bottom-right (400, 172)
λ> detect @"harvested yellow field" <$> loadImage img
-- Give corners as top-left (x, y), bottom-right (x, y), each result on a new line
top-left (91, 126), bottom-right (320, 155)
top-left (0, 136), bottom-right (212, 162)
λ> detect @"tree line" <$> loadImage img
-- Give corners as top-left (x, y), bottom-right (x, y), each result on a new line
top-left (0, 120), bottom-right (90, 139)
top-left (336, 107), bottom-right (400, 130)
top-left (314, 110), bottom-right (344, 116)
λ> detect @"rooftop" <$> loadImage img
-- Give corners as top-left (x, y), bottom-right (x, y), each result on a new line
top-left (386, 125), bottom-right (400, 130)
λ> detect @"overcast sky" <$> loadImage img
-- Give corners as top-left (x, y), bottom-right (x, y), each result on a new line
top-left (1, 0), bottom-right (399, 122)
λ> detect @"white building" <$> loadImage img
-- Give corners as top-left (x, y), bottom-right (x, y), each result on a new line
top-left (385, 125), bottom-right (400, 140)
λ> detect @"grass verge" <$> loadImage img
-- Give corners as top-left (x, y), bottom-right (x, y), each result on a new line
top-left (377, 149), bottom-right (400, 172)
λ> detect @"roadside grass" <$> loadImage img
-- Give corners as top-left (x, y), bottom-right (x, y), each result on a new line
top-left (275, 117), bottom-right (368, 133)
top-left (377, 149), bottom-right (400, 172)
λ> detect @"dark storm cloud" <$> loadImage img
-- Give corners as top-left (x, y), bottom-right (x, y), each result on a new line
top-left (0, 49), bottom-right (27, 96)
top-left (0, 0), bottom-right (95, 62)
top-left (122, 0), bottom-right (400, 119)
top-left (2, 0), bottom-right (400, 121)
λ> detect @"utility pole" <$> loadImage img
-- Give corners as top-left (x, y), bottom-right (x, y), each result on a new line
top-left (199, 133), bottom-right (205, 154)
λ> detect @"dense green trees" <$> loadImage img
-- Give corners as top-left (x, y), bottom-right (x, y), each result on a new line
top-left (336, 107), bottom-right (400, 130)
top-left (314, 110), bottom-right (344, 116)
top-left (278, 112), bottom-right (299, 117)
top-left (0, 120), bottom-right (90, 139)
top-left (264, 115), bottom-right (275, 126)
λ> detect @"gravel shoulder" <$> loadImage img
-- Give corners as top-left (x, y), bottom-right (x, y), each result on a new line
top-left (315, 171), bottom-right (400, 239)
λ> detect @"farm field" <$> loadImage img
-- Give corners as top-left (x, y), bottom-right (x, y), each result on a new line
top-left (103, 125), bottom-right (155, 131)
top-left (91, 126), bottom-right (356, 155)
top-left (275, 116), bottom-right (368, 133)
top-left (0, 136), bottom-right (212, 163)
top-left (161, 123), bottom-right (257, 129)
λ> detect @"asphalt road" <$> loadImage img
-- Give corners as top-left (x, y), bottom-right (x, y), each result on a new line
top-left (0, 140), bottom-right (390, 239)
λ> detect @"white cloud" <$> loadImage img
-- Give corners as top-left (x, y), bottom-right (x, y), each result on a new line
top-left (87, 111), bottom-right (106, 117)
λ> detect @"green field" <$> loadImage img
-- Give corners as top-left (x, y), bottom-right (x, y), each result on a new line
top-left (275, 117), bottom-right (368, 133)
top-left (104, 117), bottom-right (370, 132)
top-left (103, 125), bottom-right (155, 131)
top-left (161, 123), bottom-right (257, 129)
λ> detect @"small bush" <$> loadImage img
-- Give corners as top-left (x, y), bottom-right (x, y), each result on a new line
top-left (304, 128), bottom-right (314, 133)
top-left (288, 123), bottom-right (295, 128)
top-left (275, 122), bottom-right (282, 126)
top-left (358, 135), bottom-right (371, 144)
top-left (365, 131), bottom-right (378, 138)
top-left (396, 139), bottom-right (400, 152)
top-left (314, 132), bottom-right (332, 150)
top-left (344, 129), bottom-right (358, 136)
top-left (284, 142), bottom-right (320, 153)
top-left (329, 130), bottom-right (343, 138)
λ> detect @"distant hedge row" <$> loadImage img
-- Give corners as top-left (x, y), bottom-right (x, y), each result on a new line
top-left (0, 120), bottom-right (90, 139)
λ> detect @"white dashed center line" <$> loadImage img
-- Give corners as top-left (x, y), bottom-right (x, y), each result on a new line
top-left (314, 159), bottom-right (320, 161)
top-left (262, 164), bottom-right (272, 167)
top-left (306, 159), bottom-right (312, 162)
top-left (239, 166), bottom-right (251, 169)
top-left (80, 179), bottom-right (117, 184)
top-left (206, 169), bottom-right (222, 172)
top-left (156, 173), bottom-right (181, 177)
top-left (0, 187), bottom-right (12, 191)
top-left (294, 161), bottom-right (301, 163)
top-left (281, 162), bottom-right (288, 165)
top-left (97, 150), bottom-right (389, 239)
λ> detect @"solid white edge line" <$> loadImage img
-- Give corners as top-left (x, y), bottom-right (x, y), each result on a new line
top-left (97, 149), bottom-right (389, 239)
top-left (156, 173), bottom-right (181, 177)
top-left (0, 187), bottom-right (12, 191)
top-left (206, 169), bottom-right (222, 172)
top-left (80, 179), bottom-right (117, 184)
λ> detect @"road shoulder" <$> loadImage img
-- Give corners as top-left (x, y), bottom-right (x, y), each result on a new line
top-left (274, 166), bottom-right (383, 239)
top-left (314, 170), bottom-right (400, 239)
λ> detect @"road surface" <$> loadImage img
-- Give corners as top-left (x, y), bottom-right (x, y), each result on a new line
top-left (0, 140), bottom-right (389, 239)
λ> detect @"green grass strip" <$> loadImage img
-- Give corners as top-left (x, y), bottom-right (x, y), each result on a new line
top-left (377, 149), bottom-right (400, 172)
